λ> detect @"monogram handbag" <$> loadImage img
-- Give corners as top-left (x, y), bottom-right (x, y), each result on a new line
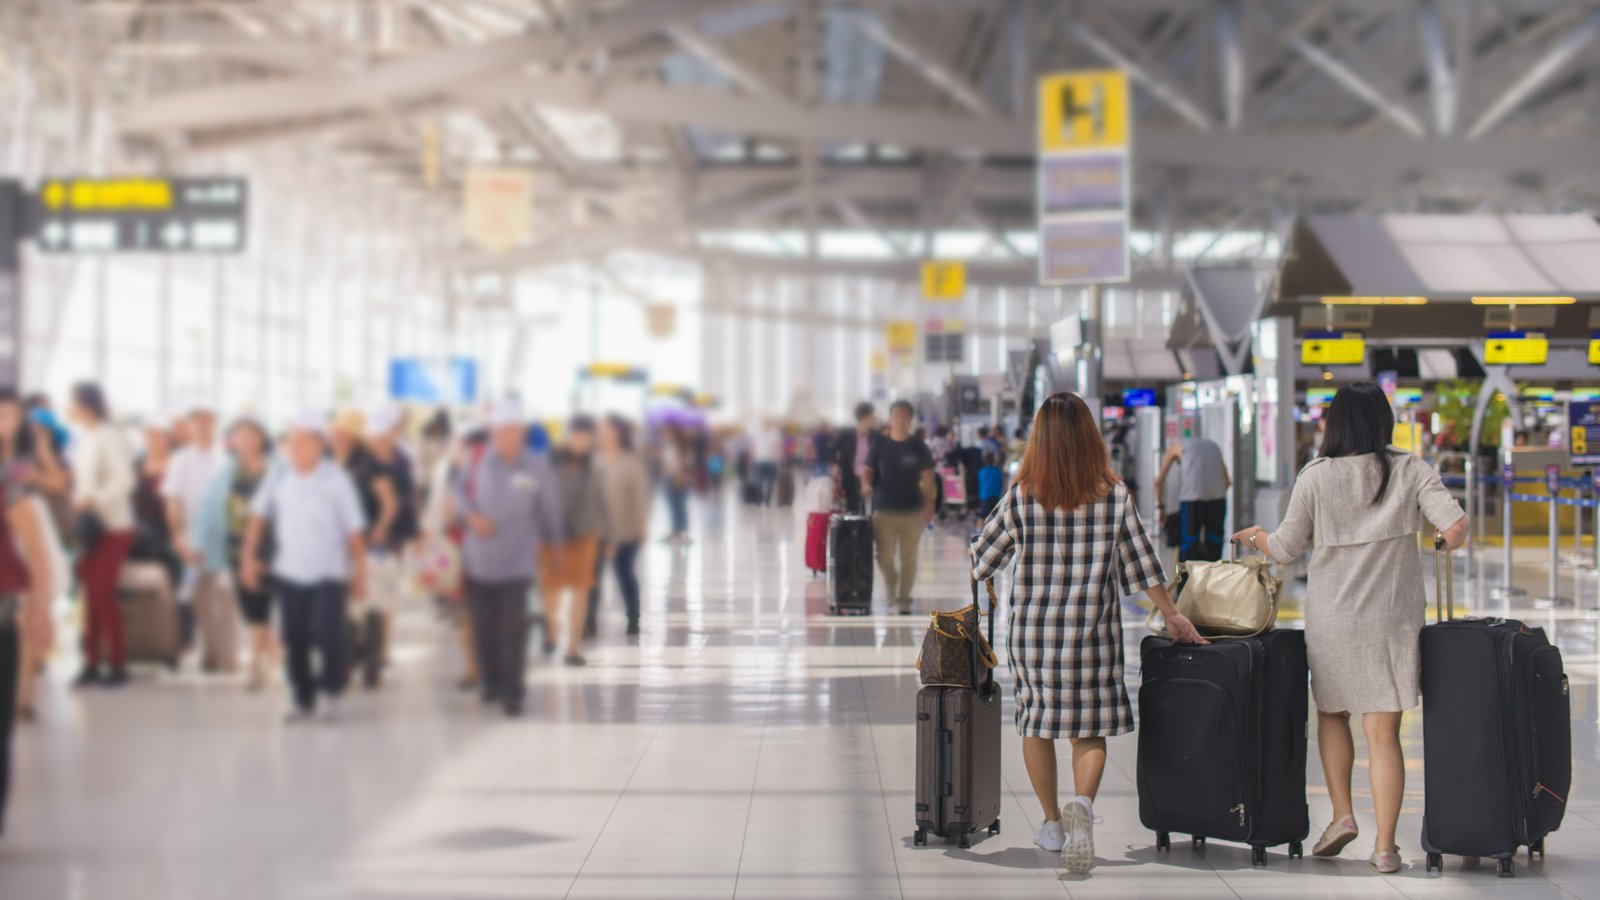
top-left (916, 581), bottom-right (1000, 688)
top-left (1148, 549), bottom-right (1281, 638)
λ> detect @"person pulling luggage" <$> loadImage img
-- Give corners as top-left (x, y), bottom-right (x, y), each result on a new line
top-left (972, 391), bottom-right (1204, 873)
top-left (1230, 382), bottom-right (1467, 874)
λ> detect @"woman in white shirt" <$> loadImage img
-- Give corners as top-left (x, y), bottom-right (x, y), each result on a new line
top-left (68, 383), bottom-right (137, 687)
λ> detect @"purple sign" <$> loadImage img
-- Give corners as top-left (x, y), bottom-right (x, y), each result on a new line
top-left (1548, 465), bottom-right (1560, 494)
top-left (1502, 462), bottom-right (1515, 487)
top-left (1038, 216), bottom-right (1129, 285)
top-left (1039, 154), bottom-right (1126, 215)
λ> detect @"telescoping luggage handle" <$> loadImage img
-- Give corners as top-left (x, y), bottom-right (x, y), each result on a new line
top-left (1433, 531), bottom-right (1451, 623)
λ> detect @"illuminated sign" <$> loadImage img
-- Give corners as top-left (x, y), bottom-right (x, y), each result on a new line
top-left (1589, 333), bottom-right (1600, 366)
top-left (1301, 332), bottom-right (1365, 366)
top-left (1483, 331), bottom-right (1548, 366)
top-left (29, 177), bottom-right (247, 254)
top-left (1306, 387), bottom-right (1337, 407)
top-left (886, 320), bottom-right (917, 353)
top-left (388, 358), bottom-right (476, 405)
top-left (1036, 68), bottom-right (1130, 286)
top-left (1393, 387), bottom-right (1423, 407)
top-left (583, 362), bottom-right (647, 381)
top-left (920, 260), bottom-right (966, 301)
top-left (1570, 400), bottom-right (1600, 467)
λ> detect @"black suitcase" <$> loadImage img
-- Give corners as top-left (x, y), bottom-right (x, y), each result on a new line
top-left (827, 514), bottom-right (873, 614)
top-left (1421, 538), bottom-right (1570, 877)
top-left (1138, 629), bottom-right (1310, 865)
top-left (914, 580), bottom-right (1001, 848)
top-left (742, 480), bottom-right (763, 505)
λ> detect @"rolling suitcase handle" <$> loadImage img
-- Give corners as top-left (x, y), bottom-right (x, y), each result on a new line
top-left (1433, 531), bottom-right (1450, 623)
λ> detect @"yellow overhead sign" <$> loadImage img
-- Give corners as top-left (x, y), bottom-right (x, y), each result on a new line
top-left (1589, 336), bottom-right (1600, 366)
top-left (39, 178), bottom-right (174, 212)
top-left (886, 321), bottom-right (917, 353)
top-left (920, 260), bottom-right (966, 301)
top-left (1483, 332), bottom-right (1548, 366)
top-left (1038, 70), bottom-right (1129, 152)
top-left (1300, 332), bottom-right (1365, 366)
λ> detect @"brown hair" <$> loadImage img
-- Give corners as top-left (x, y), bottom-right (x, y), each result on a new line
top-left (1015, 392), bottom-right (1117, 512)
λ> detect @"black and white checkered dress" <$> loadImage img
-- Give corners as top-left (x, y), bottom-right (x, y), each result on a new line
top-left (970, 481), bottom-right (1166, 739)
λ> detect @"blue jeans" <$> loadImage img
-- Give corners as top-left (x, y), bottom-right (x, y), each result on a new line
top-left (666, 485), bottom-right (689, 534)
top-left (277, 580), bottom-right (349, 712)
top-left (752, 461), bottom-right (779, 504)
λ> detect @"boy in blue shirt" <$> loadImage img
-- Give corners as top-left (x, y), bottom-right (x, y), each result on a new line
top-left (976, 453), bottom-right (1004, 519)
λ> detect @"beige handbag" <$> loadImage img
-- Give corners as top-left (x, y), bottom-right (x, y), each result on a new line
top-left (1148, 551), bottom-right (1281, 638)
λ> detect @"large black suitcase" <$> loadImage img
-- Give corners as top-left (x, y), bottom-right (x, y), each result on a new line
top-left (827, 514), bottom-right (873, 614)
top-left (1138, 629), bottom-right (1310, 865)
top-left (914, 581), bottom-right (1001, 848)
top-left (1421, 539), bottom-right (1571, 877)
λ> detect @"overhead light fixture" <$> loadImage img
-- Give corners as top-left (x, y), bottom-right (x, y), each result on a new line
top-left (1322, 371), bottom-right (1334, 381)
top-left (1470, 296), bottom-right (1575, 305)
top-left (1319, 296), bottom-right (1428, 305)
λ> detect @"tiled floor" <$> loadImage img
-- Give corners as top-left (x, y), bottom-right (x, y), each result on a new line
top-left (3, 494), bottom-right (1599, 899)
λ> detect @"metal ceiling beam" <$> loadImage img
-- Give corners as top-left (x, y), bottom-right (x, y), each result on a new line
top-left (854, 14), bottom-right (1000, 117)
top-left (1466, 8), bottom-right (1600, 139)
top-left (1061, 19), bottom-right (1213, 132)
top-left (116, 0), bottom-right (734, 136)
top-left (1215, 0), bottom-right (1246, 131)
top-left (1418, 0), bottom-right (1458, 136)
top-left (665, 24), bottom-right (784, 98)
top-left (1286, 34), bottom-right (1426, 138)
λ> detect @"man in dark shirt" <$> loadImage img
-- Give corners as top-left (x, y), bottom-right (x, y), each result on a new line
top-left (830, 402), bottom-right (879, 514)
top-left (862, 400), bottom-right (935, 614)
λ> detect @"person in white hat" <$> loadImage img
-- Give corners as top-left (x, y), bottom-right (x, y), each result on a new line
top-left (451, 397), bottom-right (563, 717)
top-left (164, 399), bottom-right (234, 673)
top-left (241, 411), bottom-right (368, 722)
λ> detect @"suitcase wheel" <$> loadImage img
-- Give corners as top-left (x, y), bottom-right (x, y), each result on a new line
top-left (1154, 832), bottom-right (1170, 852)
top-left (1498, 857), bottom-right (1515, 878)
top-left (988, 818), bottom-right (1000, 836)
top-left (1250, 845), bottom-right (1266, 867)
top-left (1288, 841), bottom-right (1303, 860)
top-left (1192, 836), bottom-right (1206, 851)
top-left (1426, 852), bottom-right (1443, 873)
top-left (957, 832), bottom-right (973, 850)
top-left (913, 829), bottom-right (927, 847)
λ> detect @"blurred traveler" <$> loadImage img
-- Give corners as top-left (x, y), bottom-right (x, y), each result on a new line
top-left (830, 402), bottom-right (878, 514)
top-left (419, 418), bottom-right (479, 691)
top-left (971, 391), bottom-right (1201, 872)
top-left (0, 389), bottom-right (66, 718)
top-left (68, 382), bottom-right (136, 687)
top-left (976, 452), bottom-right (1004, 519)
top-left (131, 417), bottom-right (183, 612)
top-left (809, 424), bottom-right (832, 477)
top-left (659, 425), bottom-right (691, 544)
top-left (1230, 383), bottom-right (1469, 874)
top-left (192, 418), bottom-right (278, 690)
top-left (541, 416), bottom-right (605, 666)
top-left (329, 408), bottom-right (368, 470)
top-left (1155, 435), bottom-right (1231, 562)
top-left (0, 448), bottom-right (57, 835)
top-left (928, 425), bottom-right (955, 467)
top-left (241, 412), bottom-right (367, 722)
top-left (164, 403), bottom-right (235, 673)
top-left (862, 400), bottom-right (934, 614)
top-left (595, 416), bottom-right (650, 638)
top-left (751, 419), bottom-right (782, 505)
top-left (452, 400), bottom-right (562, 717)
top-left (351, 402), bottom-right (419, 676)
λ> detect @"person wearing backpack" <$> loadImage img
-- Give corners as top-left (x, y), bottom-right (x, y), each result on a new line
top-left (452, 399), bottom-right (563, 717)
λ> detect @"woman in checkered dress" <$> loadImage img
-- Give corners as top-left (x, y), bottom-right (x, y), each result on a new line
top-left (971, 392), bottom-right (1205, 871)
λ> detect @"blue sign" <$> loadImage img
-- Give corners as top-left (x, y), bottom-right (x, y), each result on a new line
top-left (1571, 400), bottom-right (1600, 467)
top-left (1547, 465), bottom-right (1560, 494)
top-left (1502, 462), bottom-right (1515, 487)
top-left (1122, 388), bottom-right (1156, 408)
top-left (388, 358), bottom-right (477, 405)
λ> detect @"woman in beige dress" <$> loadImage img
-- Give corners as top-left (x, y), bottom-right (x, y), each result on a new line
top-left (1232, 382), bottom-right (1468, 874)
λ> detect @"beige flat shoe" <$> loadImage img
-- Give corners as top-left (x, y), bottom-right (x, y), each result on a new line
top-left (1312, 815), bottom-right (1359, 857)
top-left (1370, 847), bottom-right (1402, 874)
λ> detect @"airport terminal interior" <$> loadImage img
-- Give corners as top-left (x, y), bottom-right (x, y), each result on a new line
top-left (1, 0), bottom-right (1600, 897)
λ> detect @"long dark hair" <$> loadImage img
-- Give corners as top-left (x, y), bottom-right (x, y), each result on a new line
top-left (1015, 392), bottom-right (1118, 512)
top-left (0, 388), bottom-right (35, 459)
top-left (1321, 382), bottom-right (1396, 505)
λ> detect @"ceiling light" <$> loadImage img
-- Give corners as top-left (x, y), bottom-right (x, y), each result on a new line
top-left (1470, 296), bottom-right (1576, 305)
top-left (1318, 296), bottom-right (1428, 305)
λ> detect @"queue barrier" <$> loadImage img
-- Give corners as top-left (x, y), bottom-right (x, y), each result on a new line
top-left (1499, 486), bottom-right (1599, 607)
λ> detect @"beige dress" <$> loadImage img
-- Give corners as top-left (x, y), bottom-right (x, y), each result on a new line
top-left (1266, 449), bottom-right (1465, 714)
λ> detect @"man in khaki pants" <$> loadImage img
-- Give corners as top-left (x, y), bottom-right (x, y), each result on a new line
top-left (862, 400), bottom-right (935, 615)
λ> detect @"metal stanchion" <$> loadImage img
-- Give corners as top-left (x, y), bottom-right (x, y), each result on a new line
top-left (1535, 466), bottom-right (1565, 608)
top-left (1489, 456), bottom-right (1526, 605)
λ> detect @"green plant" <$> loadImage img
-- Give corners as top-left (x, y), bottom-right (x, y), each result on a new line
top-left (1433, 379), bottom-right (1511, 448)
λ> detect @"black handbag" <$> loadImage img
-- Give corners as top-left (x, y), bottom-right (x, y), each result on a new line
top-left (74, 509), bottom-right (106, 551)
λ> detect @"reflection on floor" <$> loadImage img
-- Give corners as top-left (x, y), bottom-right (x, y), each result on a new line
top-left (3, 495), bottom-right (1600, 899)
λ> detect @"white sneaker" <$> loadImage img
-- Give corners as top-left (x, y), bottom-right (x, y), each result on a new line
top-left (318, 697), bottom-right (341, 723)
top-left (1033, 819), bottom-right (1067, 852)
top-left (1061, 796), bottom-right (1096, 873)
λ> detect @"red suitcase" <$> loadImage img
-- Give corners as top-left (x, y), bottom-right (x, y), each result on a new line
top-left (805, 512), bottom-right (831, 575)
